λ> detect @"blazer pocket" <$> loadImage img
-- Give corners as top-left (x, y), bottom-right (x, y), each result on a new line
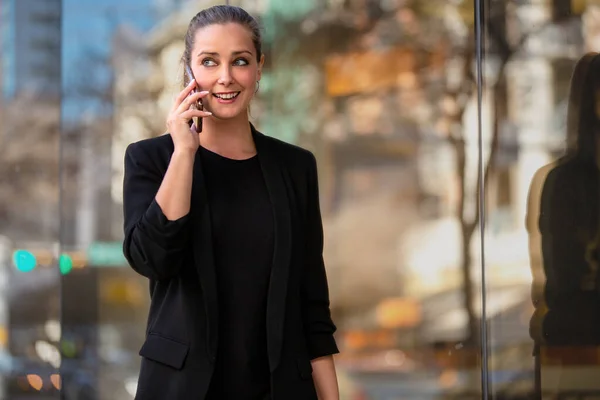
top-left (296, 357), bottom-right (313, 380)
top-left (139, 332), bottom-right (189, 370)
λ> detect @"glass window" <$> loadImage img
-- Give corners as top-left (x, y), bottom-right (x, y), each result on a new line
top-left (485, 0), bottom-right (600, 398)
top-left (4, 0), bottom-right (599, 399)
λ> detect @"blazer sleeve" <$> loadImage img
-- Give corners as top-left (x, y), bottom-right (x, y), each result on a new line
top-left (302, 152), bottom-right (340, 360)
top-left (122, 142), bottom-right (191, 281)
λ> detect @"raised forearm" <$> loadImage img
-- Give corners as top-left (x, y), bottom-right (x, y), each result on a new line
top-left (155, 150), bottom-right (195, 220)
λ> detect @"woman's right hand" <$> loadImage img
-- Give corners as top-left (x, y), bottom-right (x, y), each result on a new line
top-left (166, 80), bottom-right (212, 154)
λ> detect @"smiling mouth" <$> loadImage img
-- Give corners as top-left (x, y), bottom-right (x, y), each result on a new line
top-left (213, 92), bottom-right (240, 100)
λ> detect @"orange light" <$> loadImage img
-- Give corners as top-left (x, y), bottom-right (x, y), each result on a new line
top-left (439, 369), bottom-right (458, 388)
top-left (344, 331), bottom-right (368, 350)
top-left (26, 374), bottom-right (43, 391)
top-left (50, 374), bottom-right (61, 390)
top-left (68, 251), bottom-right (88, 268)
top-left (376, 297), bottom-right (422, 329)
top-left (0, 326), bottom-right (7, 347)
top-left (343, 329), bottom-right (396, 350)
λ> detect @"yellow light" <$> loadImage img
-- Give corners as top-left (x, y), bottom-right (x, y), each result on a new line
top-left (50, 374), bottom-right (61, 390)
top-left (26, 374), bottom-right (43, 391)
top-left (0, 326), bottom-right (7, 347)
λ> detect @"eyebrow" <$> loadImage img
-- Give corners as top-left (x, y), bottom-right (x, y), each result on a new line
top-left (197, 50), bottom-right (253, 57)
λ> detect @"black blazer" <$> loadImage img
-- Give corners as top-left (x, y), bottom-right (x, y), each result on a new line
top-left (122, 125), bottom-right (339, 400)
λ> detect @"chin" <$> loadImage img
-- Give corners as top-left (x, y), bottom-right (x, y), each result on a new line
top-left (211, 107), bottom-right (249, 121)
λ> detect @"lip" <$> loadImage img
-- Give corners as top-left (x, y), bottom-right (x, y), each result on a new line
top-left (212, 91), bottom-right (241, 104)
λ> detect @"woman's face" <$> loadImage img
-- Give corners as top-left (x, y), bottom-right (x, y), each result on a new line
top-left (190, 23), bottom-right (264, 121)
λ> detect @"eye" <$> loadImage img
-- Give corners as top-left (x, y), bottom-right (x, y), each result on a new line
top-left (202, 58), bottom-right (217, 67)
top-left (233, 58), bottom-right (249, 66)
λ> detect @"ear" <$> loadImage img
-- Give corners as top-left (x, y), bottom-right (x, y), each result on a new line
top-left (257, 53), bottom-right (265, 81)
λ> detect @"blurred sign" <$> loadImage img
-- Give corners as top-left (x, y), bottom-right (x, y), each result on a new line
top-left (100, 278), bottom-right (144, 306)
top-left (87, 241), bottom-right (127, 267)
top-left (325, 47), bottom-right (416, 97)
top-left (343, 329), bottom-right (396, 350)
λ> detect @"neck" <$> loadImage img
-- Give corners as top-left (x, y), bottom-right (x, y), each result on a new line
top-left (198, 113), bottom-right (256, 158)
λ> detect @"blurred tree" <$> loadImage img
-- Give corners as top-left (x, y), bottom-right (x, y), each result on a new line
top-left (0, 94), bottom-right (62, 240)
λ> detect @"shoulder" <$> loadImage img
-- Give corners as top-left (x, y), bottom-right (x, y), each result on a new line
top-left (126, 134), bottom-right (174, 159)
top-left (543, 157), bottom-right (584, 191)
top-left (125, 134), bottom-right (175, 171)
top-left (529, 161), bottom-right (557, 197)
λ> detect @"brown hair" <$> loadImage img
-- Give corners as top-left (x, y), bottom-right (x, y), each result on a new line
top-left (181, 5), bottom-right (262, 87)
top-left (566, 52), bottom-right (600, 162)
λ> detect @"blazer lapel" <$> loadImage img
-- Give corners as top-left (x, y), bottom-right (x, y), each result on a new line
top-left (253, 128), bottom-right (292, 372)
top-left (190, 150), bottom-right (219, 363)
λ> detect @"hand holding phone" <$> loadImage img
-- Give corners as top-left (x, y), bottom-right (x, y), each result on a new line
top-left (165, 69), bottom-right (210, 154)
top-left (185, 65), bottom-right (203, 133)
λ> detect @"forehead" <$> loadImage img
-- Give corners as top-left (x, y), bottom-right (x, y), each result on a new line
top-left (193, 23), bottom-right (254, 53)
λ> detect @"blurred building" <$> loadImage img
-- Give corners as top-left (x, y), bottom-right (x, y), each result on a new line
top-left (0, 0), bottom-right (61, 99)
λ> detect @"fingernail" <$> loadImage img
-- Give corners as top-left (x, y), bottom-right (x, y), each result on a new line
top-left (188, 80), bottom-right (195, 85)
top-left (200, 91), bottom-right (209, 94)
top-left (205, 112), bottom-right (212, 115)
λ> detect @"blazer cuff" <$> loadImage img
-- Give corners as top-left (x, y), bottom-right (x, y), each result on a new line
top-left (308, 333), bottom-right (339, 360)
top-left (141, 198), bottom-right (190, 246)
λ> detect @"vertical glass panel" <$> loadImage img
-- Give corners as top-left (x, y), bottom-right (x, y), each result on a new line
top-left (0, 0), bottom-right (62, 398)
top-left (483, 0), bottom-right (600, 398)
top-left (60, 1), bottom-right (155, 399)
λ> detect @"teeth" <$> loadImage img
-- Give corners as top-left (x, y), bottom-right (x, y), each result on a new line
top-left (215, 92), bottom-right (239, 100)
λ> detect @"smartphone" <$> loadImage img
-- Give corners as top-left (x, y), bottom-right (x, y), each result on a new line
top-left (185, 65), bottom-right (203, 132)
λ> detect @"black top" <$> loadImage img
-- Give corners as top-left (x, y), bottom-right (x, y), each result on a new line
top-left (201, 146), bottom-right (274, 400)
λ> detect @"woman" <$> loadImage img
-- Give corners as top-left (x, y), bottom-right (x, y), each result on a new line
top-left (526, 51), bottom-right (600, 396)
top-left (122, 5), bottom-right (339, 400)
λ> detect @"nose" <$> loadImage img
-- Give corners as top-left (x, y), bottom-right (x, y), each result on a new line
top-left (217, 65), bottom-right (234, 85)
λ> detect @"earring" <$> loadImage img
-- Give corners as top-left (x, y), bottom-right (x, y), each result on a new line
top-left (255, 81), bottom-right (260, 93)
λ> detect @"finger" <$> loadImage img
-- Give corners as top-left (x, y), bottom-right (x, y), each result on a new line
top-left (173, 80), bottom-right (198, 109)
top-left (180, 109), bottom-right (212, 120)
top-left (176, 91), bottom-right (209, 114)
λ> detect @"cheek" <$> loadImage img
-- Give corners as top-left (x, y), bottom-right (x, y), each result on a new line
top-left (196, 79), bottom-right (213, 91)
top-left (235, 69), bottom-right (259, 88)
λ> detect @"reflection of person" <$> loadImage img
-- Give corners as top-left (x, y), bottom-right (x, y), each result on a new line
top-left (122, 6), bottom-right (339, 400)
top-left (527, 52), bottom-right (600, 346)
